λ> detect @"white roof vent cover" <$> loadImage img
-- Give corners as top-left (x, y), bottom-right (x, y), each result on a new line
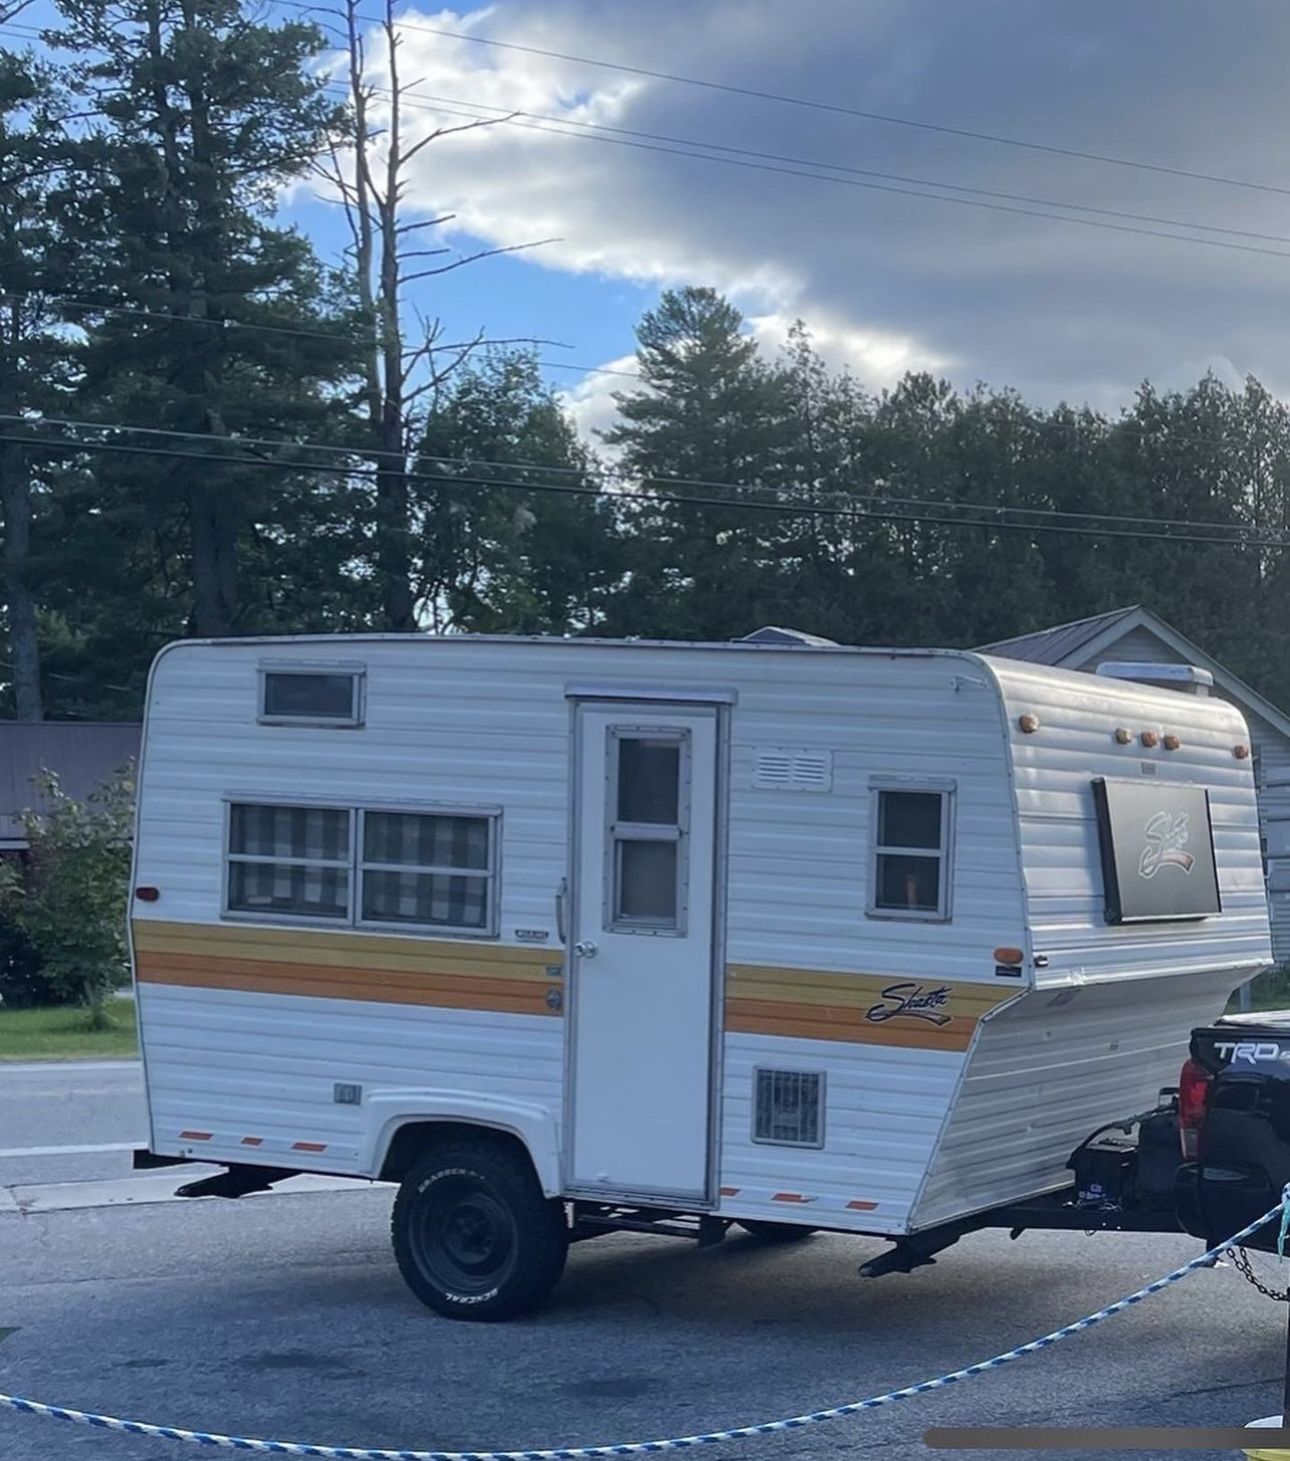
top-left (753, 747), bottom-right (834, 792)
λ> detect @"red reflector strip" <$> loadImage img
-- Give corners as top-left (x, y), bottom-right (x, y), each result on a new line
top-left (719, 1186), bottom-right (740, 1197)
top-left (771, 1192), bottom-right (811, 1203)
top-left (240, 1137), bottom-right (264, 1147)
top-left (292, 1141), bottom-right (327, 1153)
top-left (847, 1200), bottom-right (878, 1212)
top-left (179, 1130), bottom-right (211, 1141)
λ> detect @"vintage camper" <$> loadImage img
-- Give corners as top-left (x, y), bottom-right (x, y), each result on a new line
top-left (129, 633), bottom-right (1272, 1317)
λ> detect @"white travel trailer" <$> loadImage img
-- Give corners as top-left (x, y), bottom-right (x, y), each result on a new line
top-left (130, 632), bottom-right (1272, 1318)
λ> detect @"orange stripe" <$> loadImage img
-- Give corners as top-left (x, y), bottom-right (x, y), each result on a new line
top-left (136, 952), bottom-right (558, 1017)
top-left (292, 1141), bottom-right (327, 1153)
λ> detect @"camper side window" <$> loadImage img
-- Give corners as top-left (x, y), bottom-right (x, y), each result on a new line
top-left (358, 810), bottom-right (498, 934)
top-left (259, 665), bottom-right (364, 726)
top-left (226, 803), bottom-right (353, 920)
top-left (868, 784), bottom-right (953, 921)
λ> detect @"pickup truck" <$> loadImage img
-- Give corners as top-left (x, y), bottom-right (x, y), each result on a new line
top-left (1175, 1010), bottom-right (1290, 1252)
top-left (860, 1009), bottom-right (1290, 1279)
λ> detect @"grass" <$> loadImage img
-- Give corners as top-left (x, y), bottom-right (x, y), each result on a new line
top-left (0, 995), bottom-right (138, 1061)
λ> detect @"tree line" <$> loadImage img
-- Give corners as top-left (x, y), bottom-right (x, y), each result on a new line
top-left (4, 0), bottom-right (1290, 723)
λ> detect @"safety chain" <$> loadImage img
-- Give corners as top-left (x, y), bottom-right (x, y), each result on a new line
top-left (1233, 1245), bottom-right (1290, 1302)
top-left (0, 1194), bottom-right (1287, 1461)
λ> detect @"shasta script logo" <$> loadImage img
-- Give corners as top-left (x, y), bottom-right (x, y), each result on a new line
top-left (1138, 810), bottom-right (1195, 880)
top-left (865, 982), bottom-right (953, 1027)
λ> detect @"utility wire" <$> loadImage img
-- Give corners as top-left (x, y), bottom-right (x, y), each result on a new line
top-left (3, 427), bottom-right (1284, 548)
top-left (7, 411), bottom-right (1280, 535)
top-left (355, 88), bottom-right (1290, 263)
top-left (363, 84), bottom-right (1290, 250)
top-left (283, 2), bottom-right (1290, 201)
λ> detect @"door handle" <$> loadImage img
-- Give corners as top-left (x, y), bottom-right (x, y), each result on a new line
top-left (555, 877), bottom-right (568, 944)
top-left (574, 939), bottom-right (598, 959)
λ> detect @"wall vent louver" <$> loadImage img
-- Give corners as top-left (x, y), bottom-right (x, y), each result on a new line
top-left (753, 747), bottom-right (833, 792)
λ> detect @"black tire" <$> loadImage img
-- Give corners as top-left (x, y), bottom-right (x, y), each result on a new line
top-left (738, 1219), bottom-right (819, 1243)
top-left (391, 1140), bottom-right (568, 1320)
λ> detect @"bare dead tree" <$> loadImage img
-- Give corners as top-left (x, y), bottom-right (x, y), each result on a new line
top-left (318, 0), bottom-right (554, 629)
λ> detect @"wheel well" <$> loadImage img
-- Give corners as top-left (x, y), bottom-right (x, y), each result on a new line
top-left (378, 1120), bottom-right (535, 1185)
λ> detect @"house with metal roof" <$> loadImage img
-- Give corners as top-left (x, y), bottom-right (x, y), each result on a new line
top-left (0, 721), bottom-right (140, 853)
top-left (982, 606), bottom-right (1290, 966)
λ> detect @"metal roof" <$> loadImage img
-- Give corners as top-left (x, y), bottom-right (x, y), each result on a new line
top-left (0, 721), bottom-right (140, 847)
top-left (978, 607), bottom-right (1141, 666)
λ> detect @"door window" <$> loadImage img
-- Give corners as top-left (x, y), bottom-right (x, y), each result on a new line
top-left (606, 729), bottom-right (690, 934)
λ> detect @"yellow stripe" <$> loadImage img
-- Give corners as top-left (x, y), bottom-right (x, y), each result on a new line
top-left (133, 919), bottom-right (561, 1016)
top-left (726, 962), bottom-right (1015, 1051)
top-left (132, 921), bottom-right (1017, 1046)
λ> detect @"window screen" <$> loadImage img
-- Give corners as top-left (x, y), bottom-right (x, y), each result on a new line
top-left (360, 810), bottom-right (496, 932)
top-left (261, 669), bottom-right (362, 724)
top-left (753, 1069), bottom-right (824, 1147)
top-left (607, 730), bottom-right (688, 933)
top-left (226, 803), bottom-right (352, 919)
top-left (870, 787), bottom-right (952, 918)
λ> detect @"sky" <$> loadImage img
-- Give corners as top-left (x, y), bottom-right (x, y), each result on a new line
top-left (271, 0), bottom-right (1290, 432)
top-left (25, 0), bottom-right (1290, 433)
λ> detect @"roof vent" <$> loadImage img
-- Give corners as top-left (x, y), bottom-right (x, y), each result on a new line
top-left (1094, 662), bottom-right (1213, 696)
top-left (740, 625), bottom-right (838, 647)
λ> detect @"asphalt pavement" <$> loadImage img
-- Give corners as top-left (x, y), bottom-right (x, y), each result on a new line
top-left (3, 1062), bottom-right (1290, 1461)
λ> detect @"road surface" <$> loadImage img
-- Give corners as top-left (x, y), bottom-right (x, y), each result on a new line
top-left (2, 1062), bottom-right (1287, 1461)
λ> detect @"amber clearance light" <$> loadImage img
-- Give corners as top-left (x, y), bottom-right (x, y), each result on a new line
top-left (993, 946), bottom-right (1025, 966)
top-left (1018, 714), bottom-right (1040, 734)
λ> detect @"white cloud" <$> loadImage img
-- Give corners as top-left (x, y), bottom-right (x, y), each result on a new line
top-left (557, 356), bottom-right (637, 447)
top-left (328, 0), bottom-right (1290, 406)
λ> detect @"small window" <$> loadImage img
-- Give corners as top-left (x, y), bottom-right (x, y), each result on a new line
top-left (869, 784), bottom-right (953, 920)
top-left (226, 803), bottom-right (352, 920)
top-left (753, 1069), bottom-right (824, 1148)
top-left (359, 810), bottom-right (498, 933)
top-left (260, 665), bottom-right (364, 726)
top-left (606, 729), bottom-right (689, 934)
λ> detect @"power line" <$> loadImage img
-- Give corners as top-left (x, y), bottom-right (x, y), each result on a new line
top-left (4, 410), bottom-right (1273, 532)
top-left (283, 3), bottom-right (1290, 201)
top-left (0, 289), bottom-right (627, 381)
top-left (358, 88), bottom-right (1290, 263)
top-left (3, 426), bottom-right (1285, 549)
top-left (369, 85), bottom-right (1290, 251)
top-left (11, 413), bottom-right (1290, 532)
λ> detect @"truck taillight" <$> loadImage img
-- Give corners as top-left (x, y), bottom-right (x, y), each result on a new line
top-left (1178, 1057), bottom-right (1213, 1160)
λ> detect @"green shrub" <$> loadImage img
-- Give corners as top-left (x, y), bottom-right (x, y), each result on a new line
top-left (0, 768), bottom-right (134, 1027)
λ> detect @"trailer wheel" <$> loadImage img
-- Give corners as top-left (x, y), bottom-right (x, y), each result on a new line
top-left (391, 1141), bottom-right (568, 1320)
top-left (738, 1220), bottom-right (818, 1243)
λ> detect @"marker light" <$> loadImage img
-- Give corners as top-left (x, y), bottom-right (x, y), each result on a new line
top-left (134, 886), bottom-right (160, 902)
top-left (1140, 730), bottom-right (1160, 748)
top-left (1114, 728), bottom-right (1133, 744)
top-left (993, 946), bottom-right (1024, 966)
top-left (1235, 743), bottom-right (1251, 760)
top-left (1163, 734), bottom-right (1181, 751)
top-left (1018, 714), bottom-right (1040, 734)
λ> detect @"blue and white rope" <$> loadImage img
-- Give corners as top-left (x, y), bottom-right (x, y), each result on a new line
top-left (2, 1196), bottom-right (1287, 1459)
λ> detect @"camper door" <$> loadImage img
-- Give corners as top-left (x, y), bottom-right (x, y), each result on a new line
top-left (566, 701), bottom-right (722, 1202)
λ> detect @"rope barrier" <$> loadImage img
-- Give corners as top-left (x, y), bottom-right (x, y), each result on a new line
top-left (2, 1195), bottom-right (1287, 1460)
